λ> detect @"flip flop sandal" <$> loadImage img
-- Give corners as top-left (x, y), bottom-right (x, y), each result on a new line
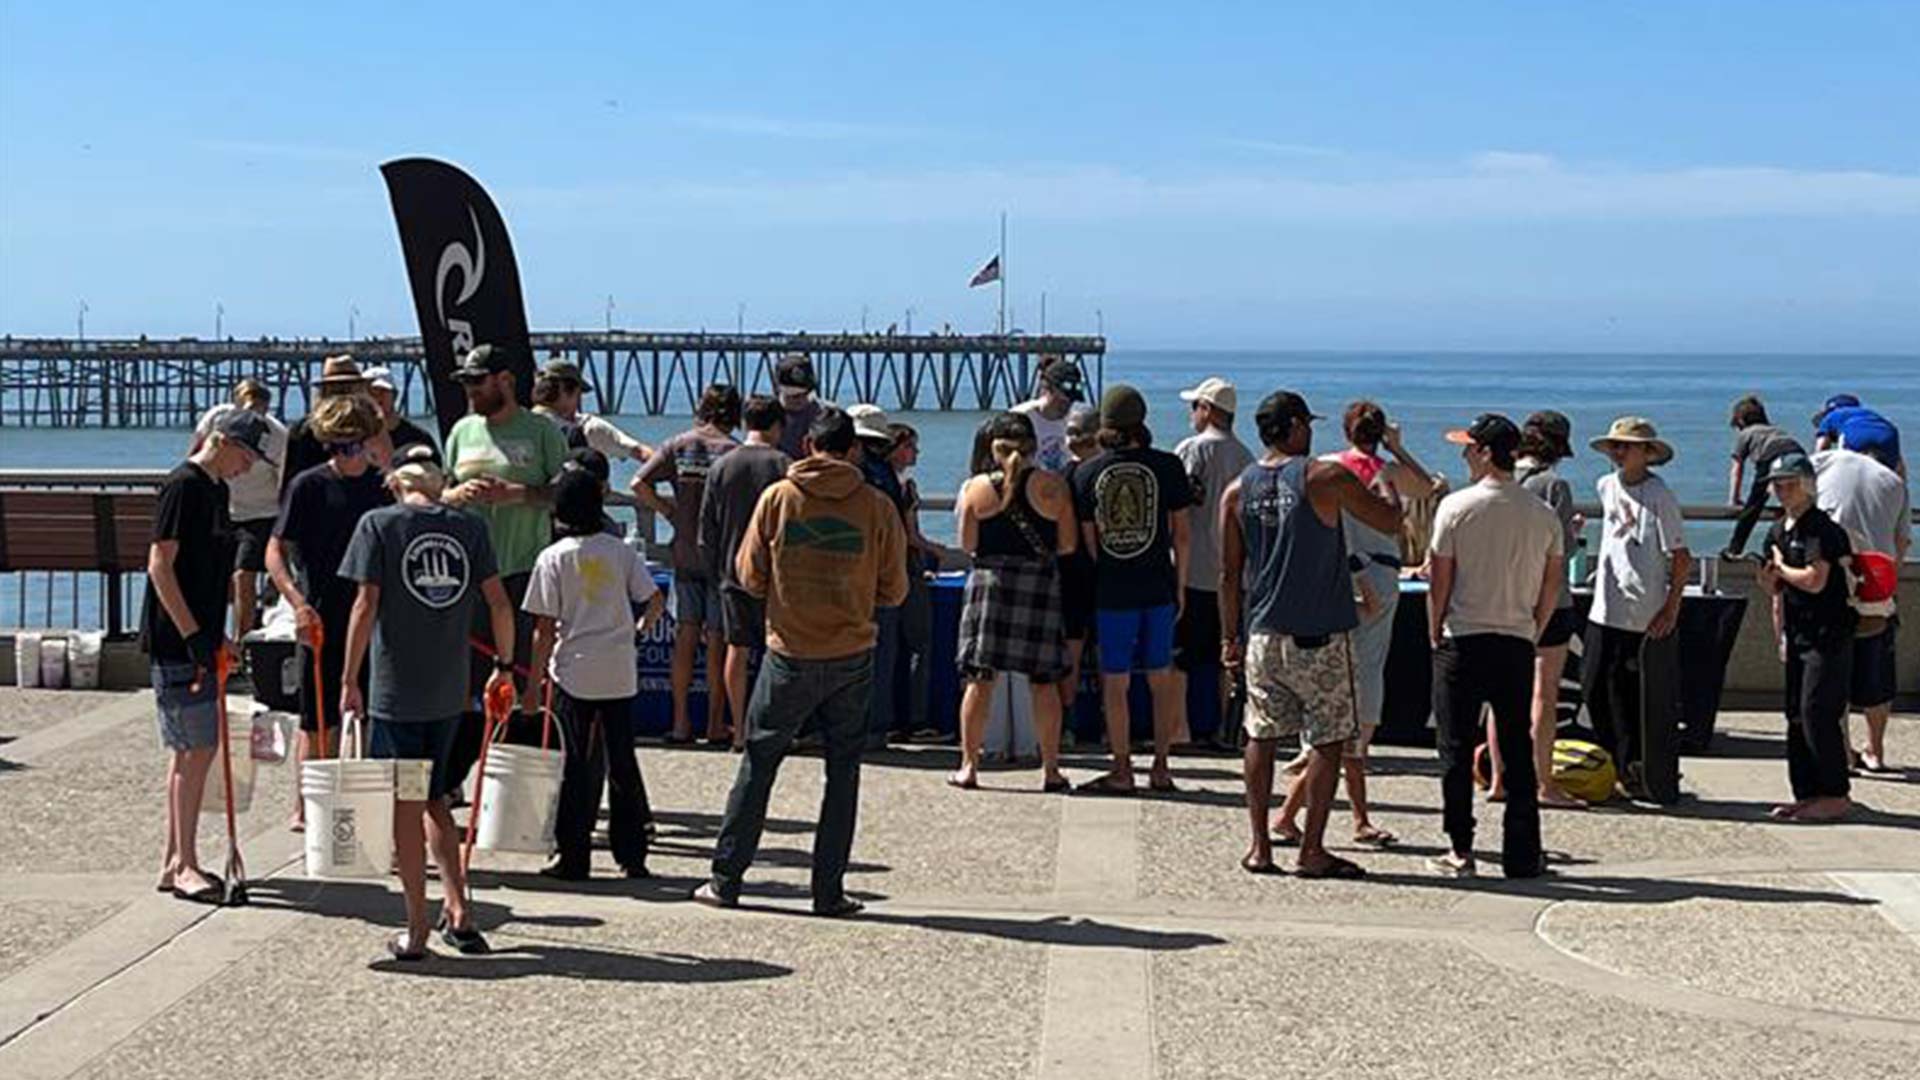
top-left (1240, 857), bottom-right (1283, 876)
top-left (438, 923), bottom-right (490, 955)
top-left (946, 773), bottom-right (979, 791)
top-left (1269, 826), bottom-right (1302, 846)
top-left (1353, 828), bottom-right (1398, 849)
top-left (387, 933), bottom-right (428, 962)
top-left (1295, 856), bottom-right (1367, 880)
top-left (172, 875), bottom-right (225, 905)
top-left (1149, 777), bottom-right (1181, 793)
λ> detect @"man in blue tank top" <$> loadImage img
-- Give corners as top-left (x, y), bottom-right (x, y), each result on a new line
top-left (1220, 391), bottom-right (1402, 878)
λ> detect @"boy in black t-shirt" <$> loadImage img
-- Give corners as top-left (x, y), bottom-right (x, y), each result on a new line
top-left (265, 395), bottom-right (393, 830)
top-left (1758, 451), bottom-right (1856, 823)
top-left (1069, 384), bottom-right (1195, 794)
top-left (143, 410), bottom-right (269, 903)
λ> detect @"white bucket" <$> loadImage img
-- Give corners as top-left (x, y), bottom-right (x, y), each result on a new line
top-left (203, 710), bottom-right (258, 816)
top-left (984, 672), bottom-right (1040, 760)
top-left (474, 743), bottom-right (564, 853)
top-left (14, 632), bottom-right (43, 688)
top-left (301, 759), bottom-right (396, 879)
top-left (67, 631), bottom-right (105, 690)
top-left (38, 637), bottom-right (68, 690)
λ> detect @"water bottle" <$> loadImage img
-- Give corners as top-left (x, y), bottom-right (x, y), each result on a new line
top-left (1569, 538), bottom-right (1590, 588)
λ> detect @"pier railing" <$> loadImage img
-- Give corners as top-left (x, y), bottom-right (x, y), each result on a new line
top-left (0, 331), bottom-right (1106, 427)
top-left (4, 467), bottom-right (1912, 637)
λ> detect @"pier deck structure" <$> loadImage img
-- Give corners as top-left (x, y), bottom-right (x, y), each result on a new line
top-left (0, 330), bottom-right (1106, 427)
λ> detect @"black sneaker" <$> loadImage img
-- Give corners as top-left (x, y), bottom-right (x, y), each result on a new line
top-left (538, 857), bottom-right (590, 882)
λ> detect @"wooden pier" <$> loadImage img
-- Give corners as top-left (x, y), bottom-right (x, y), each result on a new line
top-left (0, 331), bottom-right (1105, 427)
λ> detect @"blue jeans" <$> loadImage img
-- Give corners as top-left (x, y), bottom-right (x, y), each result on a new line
top-left (710, 650), bottom-right (874, 908)
top-left (866, 605), bottom-right (902, 746)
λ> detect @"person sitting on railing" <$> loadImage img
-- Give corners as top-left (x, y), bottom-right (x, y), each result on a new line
top-left (530, 357), bottom-right (652, 464)
top-left (1723, 395), bottom-right (1805, 558)
top-left (188, 378), bottom-right (287, 638)
top-left (146, 409), bottom-right (268, 904)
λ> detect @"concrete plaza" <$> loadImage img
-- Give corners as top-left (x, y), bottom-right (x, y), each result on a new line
top-left (2, 689), bottom-right (1917, 1079)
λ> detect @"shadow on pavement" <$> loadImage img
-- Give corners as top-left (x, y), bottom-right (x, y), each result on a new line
top-left (856, 911), bottom-right (1225, 951)
top-left (1361, 867), bottom-right (1877, 908)
top-left (370, 943), bottom-right (792, 984)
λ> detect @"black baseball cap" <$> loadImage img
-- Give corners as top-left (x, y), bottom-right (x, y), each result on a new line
top-left (1445, 413), bottom-right (1522, 456)
top-left (1039, 356), bottom-right (1085, 402)
top-left (453, 343), bottom-right (522, 383)
top-left (1523, 410), bottom-right (1574, 458)
top-left (213, 409), bottom-right (271, 459)
top-left (538, 357), bottom-right (594, 394)
top-left (1763, 449), bottom-right (1815, 482)
top-left (1254, 390), bottom-right (1321, 432)
top-left (776, 353), bottom-right (817, 392)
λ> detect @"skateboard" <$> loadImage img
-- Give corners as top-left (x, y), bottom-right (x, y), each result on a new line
top-left (1637, 632), bottom-right (1682, 804)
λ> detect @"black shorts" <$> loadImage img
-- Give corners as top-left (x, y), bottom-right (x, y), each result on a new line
top-left (721, 586), bottom-right (766, 650)
top-left (1851, 621), bottom-right (1897, 710)
top-left (1174, 588), bottom-right (1222, 672)
top-left (233, 518), bottom-right (273, 573)
top-left (1060, 554), bottom-right (1096, 640)
top-left (1539, 607), bottom-right (1579, 649)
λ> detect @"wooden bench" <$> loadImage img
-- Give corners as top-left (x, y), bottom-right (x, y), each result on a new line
top-left (0, 488), bottom-right (158, 636)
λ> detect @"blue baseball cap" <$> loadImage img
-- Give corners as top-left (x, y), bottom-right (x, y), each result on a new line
top-left (1814, 393), bottom-right (1860, 423)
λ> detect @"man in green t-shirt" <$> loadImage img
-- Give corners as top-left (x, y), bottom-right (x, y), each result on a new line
top-left (441, 343), bottom-right (569, 766)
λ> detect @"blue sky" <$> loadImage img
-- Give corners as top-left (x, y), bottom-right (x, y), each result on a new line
top-left (2, 2), bottom-right (1916, 351)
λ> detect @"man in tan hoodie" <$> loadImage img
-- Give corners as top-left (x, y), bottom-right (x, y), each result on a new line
top-left (694, 406), bottom-right (908, 917)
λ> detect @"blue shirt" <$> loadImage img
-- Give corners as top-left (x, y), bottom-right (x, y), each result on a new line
top-left (1817, 406), bottom-right (1901, 469)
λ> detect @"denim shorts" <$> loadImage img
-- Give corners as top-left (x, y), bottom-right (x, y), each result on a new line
top-left (1094, 604), bottom-right (1178, 675)
top-left (153, 661), bottom-right (219, 751)
top-left (369, 716), bottom-right (461, 801)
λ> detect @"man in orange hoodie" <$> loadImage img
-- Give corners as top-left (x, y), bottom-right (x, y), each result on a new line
top-left (693, 407), bottom-right (909, 917)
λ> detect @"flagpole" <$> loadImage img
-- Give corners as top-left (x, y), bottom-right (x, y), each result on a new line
top-left (998, 211), bottom-right (1007, 338)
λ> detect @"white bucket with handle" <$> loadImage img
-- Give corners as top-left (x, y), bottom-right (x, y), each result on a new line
top-left (301, 714), bottom-right (395, 879)
top-left (474, 742), bottom-right (564, 853)
top-left (14, 632), bottom-right (43, 688)
top-left (203, 708), bottom-right (258, 816)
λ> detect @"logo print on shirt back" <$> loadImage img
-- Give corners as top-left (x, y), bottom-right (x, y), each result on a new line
top-left (1094, 461), bottom-right (1160, 559)
top-left (402, 532), bottom-right (470, 609)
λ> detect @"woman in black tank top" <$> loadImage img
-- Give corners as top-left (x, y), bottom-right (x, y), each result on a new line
top-left (951, 412), bottom-right (1077, 792)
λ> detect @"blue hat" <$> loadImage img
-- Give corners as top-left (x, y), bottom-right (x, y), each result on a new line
top-left (1814, 393), bottom-right (1860, 423)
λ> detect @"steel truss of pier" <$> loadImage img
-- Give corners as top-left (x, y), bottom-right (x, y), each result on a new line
top-left (0, 331), bottom-right (1106, 426)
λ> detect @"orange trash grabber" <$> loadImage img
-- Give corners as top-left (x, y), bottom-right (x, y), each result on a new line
top-left (307, 619), bottom-right (330, 759)
top-left (213, 647), bottom-right (249, 906)
top-left (459, 677), bottom-right (518, 901)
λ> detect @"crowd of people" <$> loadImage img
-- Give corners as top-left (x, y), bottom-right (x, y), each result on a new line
top-left (140, 346), bottom-right (1910, 949)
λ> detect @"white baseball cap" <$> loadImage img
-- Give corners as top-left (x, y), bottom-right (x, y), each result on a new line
top-left (847, 403), bottom-right (892, 441)
top-left (1178, 377), bottom-right (1237, 415)
top-left (362, 365), bottom-right (397, 392)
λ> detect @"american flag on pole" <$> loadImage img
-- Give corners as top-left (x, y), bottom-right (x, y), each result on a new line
top-left (969, 254), bottom-right (1001, 288)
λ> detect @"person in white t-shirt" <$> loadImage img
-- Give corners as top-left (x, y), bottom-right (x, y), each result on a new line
top-left (1812, 447), bottom-right (1912, 773)
top-left (1583, 417), bottom-right (1692, 798)
top-left (524, 462), bottom-right (664, 881)
top-left (1011, 356), bottom-right (1085, 473)
top-left (532, 357), bottom-right (654, 463)
top-left (1426, 414), bottom-right (1562, 879)
top-left (190, 379), bottom-right (288, 637)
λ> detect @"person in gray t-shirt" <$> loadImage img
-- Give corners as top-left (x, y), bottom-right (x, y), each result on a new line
top-left (1726, 395), bottom-right (1806, 556)
top-left (339, 453), bottom-right (513, 961)
top-left (698, 395), bottom-right (793, 745)
top-left (1172, 377), bottom-right (1255, 746)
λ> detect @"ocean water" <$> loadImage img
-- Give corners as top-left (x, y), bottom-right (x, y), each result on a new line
top-left (2, 350), bottom-right (1915, 623)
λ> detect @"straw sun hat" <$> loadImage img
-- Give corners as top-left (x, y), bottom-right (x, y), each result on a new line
top-left (1589, 416), bottom-right (1674, 466)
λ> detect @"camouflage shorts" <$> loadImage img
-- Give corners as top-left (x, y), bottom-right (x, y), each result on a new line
top-left (1243, 631), bottom-right (1359, 749)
